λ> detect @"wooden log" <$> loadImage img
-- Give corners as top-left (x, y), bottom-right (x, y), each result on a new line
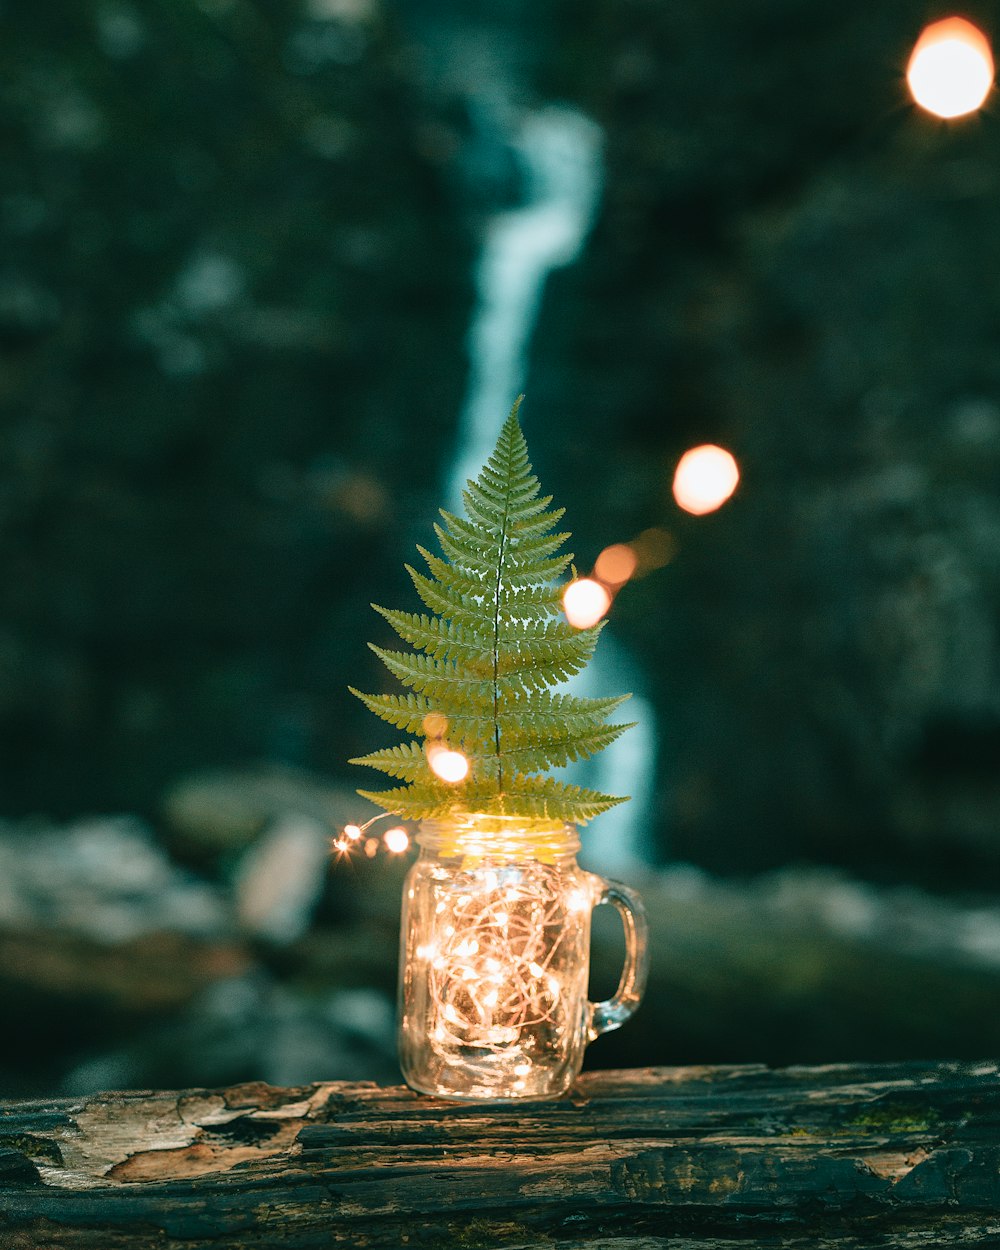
top-left (2, 1060), bottom-right (999, 1248)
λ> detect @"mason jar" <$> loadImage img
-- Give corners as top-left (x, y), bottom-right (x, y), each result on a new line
top-left (398, 813), bottom-right (649, 1100)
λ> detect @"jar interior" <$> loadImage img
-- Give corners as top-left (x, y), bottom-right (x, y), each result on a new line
top-left (400, 851), bottom-right (594, 1099)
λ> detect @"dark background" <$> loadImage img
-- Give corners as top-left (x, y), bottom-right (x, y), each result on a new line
top-left (2, 0), bottom-right (1000, 1096)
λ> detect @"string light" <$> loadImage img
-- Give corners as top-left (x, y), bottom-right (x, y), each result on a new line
top-left (672, 444), bottom-right (740, 515)
top-left (907, 17), bottom-right (993, 118)
top-left (414, 859), bottom-right (588, 1064)
top-left (331, 812), bottom-right (415, 864)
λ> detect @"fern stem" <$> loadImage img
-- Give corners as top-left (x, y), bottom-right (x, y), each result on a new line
top-left (491, 415), bottom-right (518, 799)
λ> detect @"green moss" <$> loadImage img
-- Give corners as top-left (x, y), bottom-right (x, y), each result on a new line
top-left (446, 1220), bottom-right (553, 1249)
top-left (841, 1103), bottom-right (941, 1135)
top-left (0, 1133), bottom-right (64, 1167)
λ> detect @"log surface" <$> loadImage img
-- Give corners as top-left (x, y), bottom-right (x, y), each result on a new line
top-left (1, 1060), bottom-right (999, 1248)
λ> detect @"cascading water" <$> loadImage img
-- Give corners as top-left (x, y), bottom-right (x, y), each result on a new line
top-left (447, 104), bottom-right (657, 872)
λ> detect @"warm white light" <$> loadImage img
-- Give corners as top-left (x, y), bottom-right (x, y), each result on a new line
top-left (417, 864), bottom-right (576, 1066)
top-left (343, 823), bottom-right (362, 841)
top-left (567, 889), bottom-right (590, 913)
top-left (427, 745), bottom-right (470, 783)
top-left (562, 577), bottom-right (612, 628)
top-left (672, 444), bottom-right (740, 515)
top-left (332, 837), bottom-right (350, 853)
top-left (383, 827), bottom-right (410, 854)
top-left (908, 17), bottom-right (993, 118)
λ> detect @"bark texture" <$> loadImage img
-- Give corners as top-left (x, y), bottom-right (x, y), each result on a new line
top-left (2, 1060), bottom-right (999, 1248)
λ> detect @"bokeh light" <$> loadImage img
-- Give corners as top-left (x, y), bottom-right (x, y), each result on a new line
top-left (343, 823), bottom-right (362, 841)
top-left (383, 826), bottom-right (410, 854)
top-left (427, 745), bottom-right (470, 783)
top-left (422, 712), bottom-right (449, 739)
top-left (594, 543), bottom-right (638, 586)
top-left (907, 17), bottom-right (993, 118)
top-left (562, 578), bottom-right (612, 628)
top-left (630, 527), bottom-right (676, 572)
top-left (672, 445), bottom-right (740, 516)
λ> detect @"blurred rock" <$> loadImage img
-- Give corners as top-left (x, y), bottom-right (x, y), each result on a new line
top-left (234, 815), bottom-right (332, 943)
top-left (0, 815), bottom-right (227, 941)
top-left (163, 766), bottom-right (358, 859)
top-left (61, 974), bottom-right (399, 1095)
top-left (0, 797), bottom-right (404, 1095)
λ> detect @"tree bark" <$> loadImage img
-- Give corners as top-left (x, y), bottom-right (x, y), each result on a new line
top-left (2, 1060), bottom-right (999, 1248)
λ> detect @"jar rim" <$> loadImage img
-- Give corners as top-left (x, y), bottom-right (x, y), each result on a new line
top-left (417, 812), bottom-right (579, 858)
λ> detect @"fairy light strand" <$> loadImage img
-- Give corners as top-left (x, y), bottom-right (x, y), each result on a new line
top-left (331, 811), bottom-right (412, 861)
top-left (417, 860), bottom-right (585, 1056)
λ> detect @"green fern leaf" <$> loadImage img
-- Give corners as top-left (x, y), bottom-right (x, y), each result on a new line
top-left (351, 396), bottom-right (633, 825)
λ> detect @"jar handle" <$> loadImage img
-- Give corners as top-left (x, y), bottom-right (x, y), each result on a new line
top-left (587, 877), bottom-right (650, 1040)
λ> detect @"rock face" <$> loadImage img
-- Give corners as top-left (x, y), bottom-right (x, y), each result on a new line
top-left (0, 0), bottom-right (474, 817)
top-left (528, 0), bottom-right (1000, 880)
top-left (2, 0), bottom-right (999, 887)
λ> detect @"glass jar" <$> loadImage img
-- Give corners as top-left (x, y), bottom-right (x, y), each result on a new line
top-left (398, 813), bottom-right (649, 1100)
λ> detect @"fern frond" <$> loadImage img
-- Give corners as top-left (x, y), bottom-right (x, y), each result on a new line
top-left (432, 523), bottom-right (497, 575)
top-left (502, 774), bottom-right (629, 821)
top-left (495, 624), bottom-right (599, 675)
top-left (349, 740), bottom-right (429, 781)
top-left (497, 582), bottom-right (564, 618)
top-left (500, 553), bottom-right (574, 585)
top-left (357, 785), bottom-right (466, 820)
top-left (368, 645), bottom-right (495, 705)
top-left (503, 721), bottom-right (637, 771)
top-left (505, 527), bottom-right (573, 563)
top-left (507, 506), bottom-right (566, 542)
top-left (352, 397), bottom-right (633, 826)
top-left (496, 693), bottom-right (632, 746)
top-left (349, 687), bottom-right (436, 734)
top-left (405, 565), bottom-right (490, 627)
top-left (371, 607), bottom-right (492, 662)
top-left (415, 545), bottom-right (488, 593)
top-left (437, 509), bottom-right (492, 552)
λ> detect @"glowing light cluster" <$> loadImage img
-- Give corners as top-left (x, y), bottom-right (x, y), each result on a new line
top-left (908, 17), bottom-right (993, 118)
top-left (413, 860), bottom-right (588, 1083)
top-left (672, 444), bottom-right (740, 515)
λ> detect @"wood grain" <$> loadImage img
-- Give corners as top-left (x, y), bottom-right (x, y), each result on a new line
top-left (2, 1061), bottom-right (999, 1248)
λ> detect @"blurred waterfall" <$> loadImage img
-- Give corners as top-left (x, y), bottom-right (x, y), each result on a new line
top-left (447, 104), bottom-right (657, 873)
